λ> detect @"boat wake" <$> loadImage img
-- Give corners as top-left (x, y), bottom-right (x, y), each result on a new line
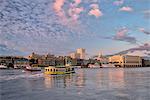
top-left (0, 73), bottom-right (44, 81)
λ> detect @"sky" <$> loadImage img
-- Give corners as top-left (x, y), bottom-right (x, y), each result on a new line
top-left (0, 0), bottom-right (150, 56)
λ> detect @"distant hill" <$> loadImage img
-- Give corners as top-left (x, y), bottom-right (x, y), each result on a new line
top-left (115, 43), bottom-right (150, 57)
top-left (93, 43), bottom-right (150, 58)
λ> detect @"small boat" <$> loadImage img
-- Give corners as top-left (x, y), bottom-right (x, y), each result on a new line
top-left (44, 66), bottom-right (75, 75)
top-left (25, 66), bottom-right (41, 72)
top-left (101, 63), bottom-right (115, 68)
top-left (0, 64), bottom-right (8, 69)
top-left (88, 63), bottom-right (101, 68)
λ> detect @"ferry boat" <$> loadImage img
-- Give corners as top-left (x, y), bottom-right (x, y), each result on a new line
top-left (44, 66), bottom-right (75, 75)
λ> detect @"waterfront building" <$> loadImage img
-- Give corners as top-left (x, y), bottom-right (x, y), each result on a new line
top-left (28, 52), bottom-right (44, 59)
top-left (77, 48), bottom-right (85, 59)
top-left (70, 48), bottom-right (86, 59)
top-left (28, 53), bottom-right (56, 66)
top-left (70, 52), bottom-right (80, 59)
top-left (0, 56), bottom-right (29, 68)
top-left (0, 56), bottom-right (13, 65)
top-left (13, 57), bottom-right (29, 68)
top-left (38, 58), bottom-right (55, 66)
top-left (38, 54), bottom-right (56, 66)
top-left (71, 59), bottom-right (78, 66)
top-left (96, 51), bottom-right (109, 64)
top-left (55, 56), bottom-right (65, 66)
top-left (142, 57), bottom-right (150, 67)
top-left (109, 55), bottom-right (142, 67)
top-left (65, 56), bottom-right (77, 66)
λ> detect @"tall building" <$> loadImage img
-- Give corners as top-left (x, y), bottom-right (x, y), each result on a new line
top-left (70, 52), bottom-right (80, 59)
top-left (109, 55), bottom-right (142, 67)
top-left (69, 48), bottom-right (86, 59)
top-left (77, 48), bottom-right (85, 59)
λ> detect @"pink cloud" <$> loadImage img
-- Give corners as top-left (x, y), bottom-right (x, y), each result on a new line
top-left (113, 27), bottom-right (137, 44)
top-left (53, 0), bottom-right (84, 24)
top-left (88, 4), bottom-right (103, 18)
top-left (139, 28), bottom-right (150, 35)
top-left (116, 28), bottom-right (128, 38)
top-left (74, 0), bottom-right (81, 5)
top-left (68, 0), bottom-right (84, 21)
top-left (88, 9), bottom-right (103, 17)
top-left (53, 0), bottom-right (65, 13)
top-left (53, 0), bottom-right (67, 21)
top-left (68, 7), bottom-right (84, 21)
top-left (119, 6), bottom-right (133, 12)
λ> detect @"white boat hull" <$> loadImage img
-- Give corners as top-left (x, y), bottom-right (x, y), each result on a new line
top-left (0, 65), bottom-right (8, 69)
top-left (101, 64), bottom-right (115, 68)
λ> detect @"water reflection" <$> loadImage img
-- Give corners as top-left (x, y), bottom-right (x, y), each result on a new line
top-left (44, 69), bottom-right (86, 90)
top-left (1, 68), bottom-right (150, 100)
top-left (75, 69), bottom-right (85, 88)
top-left (108, 68), bottom-right (125, 88)
top-left (44, 74), bottom-right (75, 89)
top-left (44, 75), bottom-right (53, 89)
top-left (44, 68), bottom-right (125, 89)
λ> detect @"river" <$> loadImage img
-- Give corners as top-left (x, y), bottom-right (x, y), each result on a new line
top-left (0, 68), bottom-right (150, 100)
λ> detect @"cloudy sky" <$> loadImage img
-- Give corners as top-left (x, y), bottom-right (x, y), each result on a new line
top-left (0, 0), bottom-right (150, 56)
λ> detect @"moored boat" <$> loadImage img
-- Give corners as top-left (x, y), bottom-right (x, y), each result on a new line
top-left (0, 64), bottom-right (8, 69)
top-left (44, 66), bottom-right (75, 75)
top-left (88, 62), bottom-right (101, 68)
top-left (101, 63), bottom-right (115, 68)
top-left (25, 66), bottom-right (41, 72)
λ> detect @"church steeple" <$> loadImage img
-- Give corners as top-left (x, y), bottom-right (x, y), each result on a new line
top-left (98, 51), bottom-right (103, 58)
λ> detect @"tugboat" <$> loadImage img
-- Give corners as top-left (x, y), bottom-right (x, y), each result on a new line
top-left (44, 65), bottom-right (75, 75)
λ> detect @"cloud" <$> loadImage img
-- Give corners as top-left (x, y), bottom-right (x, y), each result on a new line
top-left (139, 28), bottom-right (150, 35)
top-left (0, 0), bottom-right (82, 55)
top-left (143, 10), bottom-right (150, 19)
top-left (0, 44), bottom-right (24, 56)
top-left (53, 0), bottom-right (84, 25)
top-left (53, 0), bottom-right (65, 13)
top-left (74, 0), bottom-right (81, 6)
top-left (88, 4), bottom-right (103, 18)
top-left (68, 0), bottom-right (84, 21)
top-left (53, 0), bottom-right (68, 24)
top-left (116, 43), bottom-right (150, 56)
top-left (113, 27), bottom-right (137, 44)
top-left (68, 7), bottom-right (84, 21)
top-left (138, 43), bottom-right (150, 51)
top-left (119, 6), bottom-right (133, 12)
top-left (113, 0), bottom-right (124, 6)
top-left (0, 0), bottom-right (97, 55)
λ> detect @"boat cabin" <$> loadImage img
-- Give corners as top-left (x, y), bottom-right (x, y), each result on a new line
top-left (44, 66), bottom-right (75, 75)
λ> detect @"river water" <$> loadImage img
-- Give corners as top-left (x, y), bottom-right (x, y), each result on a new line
top-left (0, 68), bottom-right (150, 100)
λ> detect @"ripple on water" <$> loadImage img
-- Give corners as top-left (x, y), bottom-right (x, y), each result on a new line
top-left (0, 72), bottom-right (43, 81)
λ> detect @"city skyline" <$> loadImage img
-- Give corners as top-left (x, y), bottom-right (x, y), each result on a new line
top-left (0, 0), bottom-right (150, 56)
